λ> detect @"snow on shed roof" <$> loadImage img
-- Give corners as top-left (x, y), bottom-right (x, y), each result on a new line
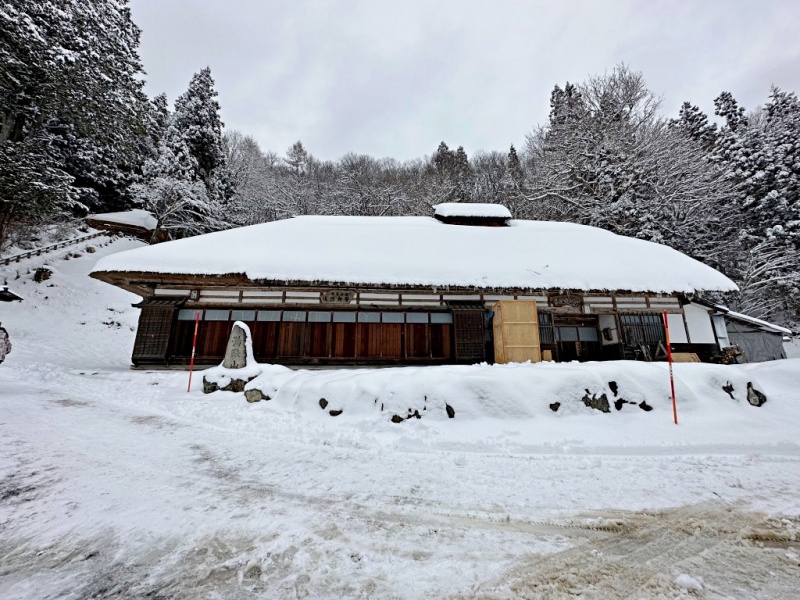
top-left (92, 216), bottom-right (738, 293)
top-left (692, 300), bottom-right (793, 335)
top-left (725, 310), bottom-right (793, 335)
top-left (433, 203), bottom-right (512, 219)
top-left (86, 209), bottom-right (157, 231)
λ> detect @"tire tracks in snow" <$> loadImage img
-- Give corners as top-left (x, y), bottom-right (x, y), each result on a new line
top-left (449, 502), bottom-right (800, 599)
top-left (180, 442), bottom-right (800, 599)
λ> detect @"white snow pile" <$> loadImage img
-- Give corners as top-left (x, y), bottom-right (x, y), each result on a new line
top-left (433, 201), bottom-right (512, 218)
top-left (674, 573), bottom-right (704, 591)
top-left (92, 215), bottom-right (738, 293)
top-left (202, 350), bottom-right (792, 440)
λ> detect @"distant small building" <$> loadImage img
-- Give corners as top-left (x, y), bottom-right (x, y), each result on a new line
top-left (691, 298), bottom-right (791, 362)
top-left (91, 203), bottom-right (749, 368)
top-left (0, 286), bottom-right (23, 302)
top-left (85, 209), bottom-right (168, 243)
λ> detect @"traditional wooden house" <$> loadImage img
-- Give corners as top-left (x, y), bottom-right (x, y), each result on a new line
top-left (85, 209), bottom-right (168, 243)
top-left (90, 203), bottom-right (742, 368)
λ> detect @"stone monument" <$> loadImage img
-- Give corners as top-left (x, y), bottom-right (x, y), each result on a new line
top-left (222, 321), bottom-right (249, 369)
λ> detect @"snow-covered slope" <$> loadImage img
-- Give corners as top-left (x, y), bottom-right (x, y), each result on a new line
top-left (1, 238), bottom-right (799, 600)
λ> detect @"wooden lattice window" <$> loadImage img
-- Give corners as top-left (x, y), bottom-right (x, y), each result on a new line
top-left (453, 310), bottom-right (486, 363)
top-left (620, 313), bottom-right (665, 346)
top-left (538, 312), bottom-right (555, 344)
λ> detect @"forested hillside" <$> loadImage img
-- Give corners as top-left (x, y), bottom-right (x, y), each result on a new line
top-left (1, 0), bottom-right (797, 325)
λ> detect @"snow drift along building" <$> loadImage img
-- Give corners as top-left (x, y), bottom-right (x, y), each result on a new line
top-left (91, 203), bottom-right (744, 367)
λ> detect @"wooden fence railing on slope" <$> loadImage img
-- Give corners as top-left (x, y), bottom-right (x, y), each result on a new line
top-left (0, 231), bottom-right (106, 266)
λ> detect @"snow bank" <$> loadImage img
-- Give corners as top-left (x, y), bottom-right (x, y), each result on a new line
top-left (92, 216), bottom-right (737, 293)
top-left (202, 358), bottom-right (787, 431)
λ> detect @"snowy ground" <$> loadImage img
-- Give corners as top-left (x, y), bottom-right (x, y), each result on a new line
top-left (1, 238), bottom-right (799, 599)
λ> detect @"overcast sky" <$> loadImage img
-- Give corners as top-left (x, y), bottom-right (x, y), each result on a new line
top-left (130, 0), bottom-right (800, 162)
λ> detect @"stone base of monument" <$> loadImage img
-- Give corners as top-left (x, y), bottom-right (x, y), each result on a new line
top-left (203, 376), bottom-right (258, 394)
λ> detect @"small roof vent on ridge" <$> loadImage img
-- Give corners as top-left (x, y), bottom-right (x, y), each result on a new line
top-left (433, 203), bottom-right (512, 226)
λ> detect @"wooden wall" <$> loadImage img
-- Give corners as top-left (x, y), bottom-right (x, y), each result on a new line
top-left (164, 309), bottom-right (453, 365)
top-left (133, 284), bottom-right (701, 366)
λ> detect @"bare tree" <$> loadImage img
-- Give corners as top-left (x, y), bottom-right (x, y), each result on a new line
top-left (523, 64), bottom-right (738, 270)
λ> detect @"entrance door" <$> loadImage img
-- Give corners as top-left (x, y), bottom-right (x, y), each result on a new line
top-left (133, 301), bottom-right (179, 365)
top-left (553, 315), bottom-right (601, 362)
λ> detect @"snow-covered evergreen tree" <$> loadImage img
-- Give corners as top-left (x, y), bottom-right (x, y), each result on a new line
top-left (501, 145), bottom-right (526, 216)
top-left (670, 102), bottom-right (718, 151)
top-left (0, 134), bottom-right (75, 244)
top-left (284, 141), bottom-right (310, 174)
top-left (748, 89), bottom-right (800, 254)
top-left (714, 92), bottom-right (748, 132)
top-left (431, 142), bottom-right (474, 202)
top-left (708, 88), bottom-right (800, 322)
top-left (170, 68), bottom-right (233, 205)
top-left (147, 94), bottom-right (171, 155)
top-left (0, 0), bottom-right (149, 246)
top-left (452, 146), bottom-right (473, 201)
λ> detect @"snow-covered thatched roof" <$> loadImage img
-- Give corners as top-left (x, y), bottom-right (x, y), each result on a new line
top-left (91, 215), bottom-right (738, 293)
top-left (433, 202), bottom-right (512, 219)
top-left (86, 209), bottom-right (157, 231)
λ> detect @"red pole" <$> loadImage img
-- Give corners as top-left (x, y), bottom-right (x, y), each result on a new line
top-left (662, 310), bottom-right (678, 425)
top-left (187, 311), bottom-right (200, 392)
